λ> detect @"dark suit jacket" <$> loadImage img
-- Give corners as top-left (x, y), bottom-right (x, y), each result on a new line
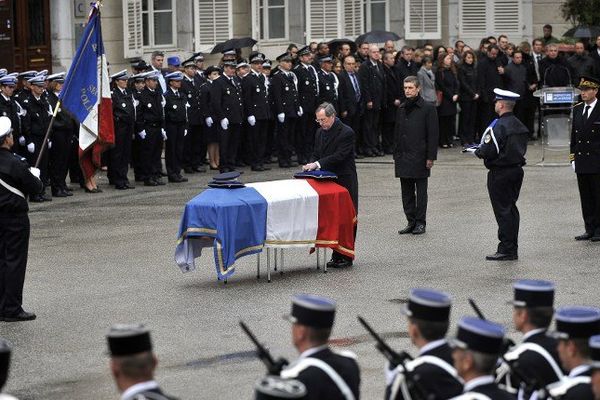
top-left (242, 71), bottom-right (270, 120)
top-left (338, 70), bottom-right (361, 117)
top-left (181, 76), bottom-right (202, 126)
top-left (383, 65), bottom-right (402, 123)
top-left (210, 75), bottom-right (243, 124)
top-left (571, 101), bottom-right (600, 174)
top-left (358, 59), bottom-right (385, 110)
top-left (293, 63), bottom-right (320, 113)
top-left (271, 71), bottom-right (300, 117)
top-left (477, 55), bottom-right (504, 103)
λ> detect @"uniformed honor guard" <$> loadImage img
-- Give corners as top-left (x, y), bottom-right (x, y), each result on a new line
top-left (211, 60), bottom-right (243, 173)
top-left (386, 288), bottom-right (463, 400)
top-left (272, 52), bottom-right (302, 168)
top-left (243, 52), bottom-right (271, 171)
top-left (199, 65), bottom-right (220, 170)
top-left (106, 324), bottom-right (178, 400)
top-left (130, 73), bottom-right (146, 183)
top-left (193, 53), bottom-right (206, 83)
top-left (589, 335), bottom-right (600, 400)
top-left (546, 306), bottom-right (600, 399)
top-left (136, 70), bottom-right (166, 187)
top-left (570, 75), bottom-right (600, 242)
top-left (0, 75), bottom-right (23, 155)
top-left (496, 279), bottom-right (563, 398)
top-left (293, 46), bottom-right (320, 165)
top-left (163, 71), bottom-right (188, 183)
top-left (180, 60), bottom-right (206, 174)
top-left (0, 116), bottom-right (42, 322)
top-left (473, 88), bottom-right (528, 261)
top-left (254, 376), bottom-right (307, 400)
top-left (317, 55), bottom-right (339, 112)
top-left (449, 317), bottom-right (516, 399)
top-left (280, 294), bottom-right (361, 400)
top-left (13, 71), bottom-right (36, 103)
top-left (0, 339), bottom-right (18, 399)
top-left (109, 70), bottom-right (136, 190)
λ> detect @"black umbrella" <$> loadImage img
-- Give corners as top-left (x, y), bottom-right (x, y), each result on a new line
top-left (211, 37), bottom-right (257, 54)
top-left (327, 38), bottom-right (357, 56)
top-left (563, 25), bottom-right (600, 38)
top-left (355, 30), bottom-right (401, 46)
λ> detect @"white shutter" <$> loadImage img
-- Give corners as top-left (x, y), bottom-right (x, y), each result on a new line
top-left (459, 0), bottom-right (487, 36)
top-left (493, 0), bottom-right (520, 35)
top-left (343, 0), bottom-right (363, 39)
top-left (122, 0), bottom-right (143, 59)
top-left (405, 0), bottom-right (441, 40)
top-left (307, 0), bottom-right (341, 42)
top-left (195, 0), bottom-right (232, 49)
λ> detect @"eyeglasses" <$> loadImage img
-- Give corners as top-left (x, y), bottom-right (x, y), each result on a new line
top-left (315, 117), bottom-right (330, 124)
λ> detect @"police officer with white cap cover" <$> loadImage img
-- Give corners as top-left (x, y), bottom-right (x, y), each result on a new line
top-left (281, 294), bottom-right (360, 400)
top-left (109, 70), bottom-right (136, 190)
top-left (0, 116), bottom-right (42, 322)
top-left (0, 339), bottom-right (18, 399)
top-left (468, 88), bottom-right (529, 261)
top-left (588, 335), bottom-right (600, 400)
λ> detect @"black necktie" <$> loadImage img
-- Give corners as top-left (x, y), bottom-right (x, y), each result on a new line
top-left (584, 105), bottom-right (591, 121)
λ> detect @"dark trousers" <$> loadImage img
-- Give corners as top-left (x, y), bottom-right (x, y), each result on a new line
top-left (381, 121), bottom-right (395, 153)
top-left (165, 121), bottom-right (186, 177)
top-left (295, 113), bottom-right (316, 164)
top-left (438, 115), bottom-right (456, 146)
top-left (108, 122), bottom-right (133, 186)
top-left (277, 117), bottom-right (297, 164)
top-left (400, 177), bottom-right (428, 226)
top-left (487, 167), bottom-right (524, 255)
top-left (521, 97), bottom-right (537, 138)
top-left (577, 173), bottom-right (600, 235)
top-left (247, 119), bottom-right (267, 168)
top-left (139, 126), bottom-right (161, 181)
top-left (342, 111), bottom-right (361, 155)
top-left (182, 123), bottom-right (204, 168)
top-left (152, 134), bottom-right (164, 177)
top-left (68, 135), bottom-right (83, 186)
top-left (0, 215), bottom-right (29, 317)
top-left (49, 129), bottom-right (71, 191)
top-left (219, 122), bottom-right (241, 172)
top-left (459, 101), bottom-right (477, 145)
top-left (26, 135), bottom-right (49, 186)
top-left (361, 108), bottom-right (381, 153)
top-left (478, 101), bottom-right (496, 141)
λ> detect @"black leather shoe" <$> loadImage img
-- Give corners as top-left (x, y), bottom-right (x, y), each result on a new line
top-left (30, 194), bottom-right (44, 203)
top-left (3, 310), bottom-right (36, 322)
top-left (144, 180), bottom-right (158, 187)
top-left (591, 234), bottom-right (600, 242)
top-left (125, 183), bottom-right (135, 189)
top-left (41, 192), bottom-right (52, 201)
top-left (84, 187), bottom-right (101, 193)
top-left (575, 232), bottom-right (593, 241)
top-left (168, 175), bottom-right (185, 183)
top-left (115, 184), bottom-right (128, 190)
top-left (52, 189), bottom-right (69, 197)
top-left (178, 175), bottom-right (188, 182)
top-left (153, 178), bottom-right (166, 185)
top-left (326, 259), bottom-right (339, 268)
top-left (193, 166), bottom-right (206, 173)
top-left (184, 167), bottom-right (195, 174)
top-left (398, 224), bottom-right (415, 234)
top-left (412, 224), bottom-right (426, 235)
top-left (332, 259), bottom-right (353, 268)
top-left (485, 252), bottom-right (518, 261)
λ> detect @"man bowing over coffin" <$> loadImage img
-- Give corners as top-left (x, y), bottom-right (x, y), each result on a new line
top-left (302, 102), bottom-right (358, 268)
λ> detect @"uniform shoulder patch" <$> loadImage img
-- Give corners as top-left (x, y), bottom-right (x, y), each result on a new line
top-left (484, 134), bottom-right (492, 143)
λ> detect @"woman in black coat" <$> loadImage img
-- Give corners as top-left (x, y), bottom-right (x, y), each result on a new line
top-left (457, 50), bottom-right (479, 146)
top-left (435, 53), bottom-right (459, 147)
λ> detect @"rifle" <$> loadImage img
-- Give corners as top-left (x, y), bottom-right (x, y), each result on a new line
top-left (239, 321), bottom-right (288, 375)
top-left (358, 316), bottom-right (433, 400)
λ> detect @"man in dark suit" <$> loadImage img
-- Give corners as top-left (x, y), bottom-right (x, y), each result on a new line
top-left (383, 52), bottom-right (402, 154)
top-left (337, 55), bottom-right (362, 157)
top-left (281, 294), bottom-right (360, 400)
top-left (386, 288), bottom-right (463, 400)
top-left (293, 46), bottom-right (320, 165)
top-left (358, 44), bottom-right (385, 157)
top-left (394, 46), bottom-right (418, 91)
top-left (303, 102), bottom-right (358, 268)
top-left (539, 43), bottom-right (576, 88)
top-left (570, 76), bottom-right (600, 242)
top-left (477, 45), bottom-right (505, 135)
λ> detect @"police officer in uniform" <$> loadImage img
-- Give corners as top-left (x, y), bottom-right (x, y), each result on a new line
top-left (0, 75), bottom-right (23, 155)
top-left (199, 66), bottom-right (220, 170)
top-left (570, 75), bottom-right (600, 242)
top-left (280, 294), bottom-right (360, 400)
top-left (589, 335), bottom-right (600, 400)
top-left (109, 70), bottom-right (136, 190)
top-left (0, 339), bottom-right (18, 399)
top-left (180, 60), bottom-right (205, 174)
top-left (163, 71), bottom-right (188, 183)
top-left (472, 88), bottom-right (528, 261)
top-left (272, 53), bottom-right (302, 168)
top-left (106, 324), bottom-right (178, 400)
top-left (13, 71), bottom-right (36, 104)
top-left (496, 279), bottom-right (563, 398)
top-left (130, 73), bottom-right (146, 183)
top-left (293, 46), bottom-right (319, 165)
top-left (0, 116), bottom-right (42, 322)
top-left (317, 55), bottom-right (339, 112)
top-left (136, 71), bottom-right (166, 187)
top-left (546, 306), bottom-right (600, 400)
top-left (449, 317), bottom-right (516, 399)
top-left (386, 288), bottom-right (463, 400)
top-left (211, 60), bottom-right (243, 173)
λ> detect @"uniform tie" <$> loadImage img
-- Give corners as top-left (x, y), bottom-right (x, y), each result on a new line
top-left (584, 105), bottom-right (591, 121)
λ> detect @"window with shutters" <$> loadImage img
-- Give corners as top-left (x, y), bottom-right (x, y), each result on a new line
top-left (405, 0), bottom-right (441, 40)
top-left (194, 0), bottom-right (232, 49)
top-left (459, 0), bottom-right (522, 39)
top-left (364, 0), bottom-right (389, 31)
top-left (306, 0), bottom-right (342, 42)
top-left (141, 0), bottom-right (176, 48)
top-left (257, 0), bottom-right (288, 41)
top-left (343, 0), bottom-right (363, 39)
top-left (122, 0), bottom-right (143, 58)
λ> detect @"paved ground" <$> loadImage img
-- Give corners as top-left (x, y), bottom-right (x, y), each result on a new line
top-left (1, 141), bottom-right (599, 399)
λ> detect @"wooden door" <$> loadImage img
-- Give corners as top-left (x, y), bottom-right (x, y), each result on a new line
top-left (0, 0), bottom-right (14, 71)
top-left (7, 0), bottom-right (52, 73)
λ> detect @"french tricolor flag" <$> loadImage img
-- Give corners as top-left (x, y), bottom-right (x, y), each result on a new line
top-left (60, 1), bottom-right (114, 180)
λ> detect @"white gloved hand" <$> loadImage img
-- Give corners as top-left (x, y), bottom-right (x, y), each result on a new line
top-left (161, 128), bottom-right (167, 140)
top-left (384, 361), bottom-right (399, 386)
top-left (138, 130), bottom-right (147, 140)
top-left (220, 118), bottom-right (229, 130)
top-left (571, 161), bottom-right (576, 172)
top-left (18, 136), bottom-right (26, 146)
top-left (205, 117), bottom-right (213, 127)
top-left (48, 141), bottom-right (52, 149)
top-left (184, 129), bottom-right (188, 137)
top-left (27, 142), bottom-right (35, 153)
top-left (297, 106), bottom-right (304, 117)
top-left (277, 113), bottom-right (285, 123)
top-left (247, 115), bottom-right (256, 126)
top-left (29, 167), bottom-right (41, 179)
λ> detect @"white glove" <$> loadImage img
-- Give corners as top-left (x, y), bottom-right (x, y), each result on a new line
top-left (27, 142), bottom-right (35, 153)
top-left (184, 129), bottom-right (188, 137)
top-left (571, 161), bottom-right (576, 172)
top-left (205, 117), bottom-right (213, 127)
top-left (297, 106), bottom-right (304, 117)
top-left (29, 167), bottom-right (41, 179)
top-left (247, 115), bottom-right (256, 126)
top-left (48, 141), bottom-right (52, 149)
top-left (138, 130), bottom-right (146, 140)
top-left (18, 136), bottom-right (25, 146)
top-left (277, 113), bottom-right (285, 123)
top-left (384, 361), bottom-right (398, 386)
top-left (220, 118), bottom-right (229, 130)
top-left (161, 128), bottom-right (167, 140)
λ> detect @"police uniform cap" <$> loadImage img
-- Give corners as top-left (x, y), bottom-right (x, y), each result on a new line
top-left (317, 55), bottom-right (333, 64)
top-left (194, 52), bottom-right (205, 61)
top-left (578, 75), bottom-right (600, 90)
top-left (143, 70), bottom-right (161, 81)
top-left (0, 75), bottom-right (17, 87)
top-left (494, 88), bottom-right (520, 101)
top-left (165, 71), bottom-right (184, 82)
top-left (551, 306), bottom-right (600, 340)
top-left (167, 56), bottom-right (181, 66)
top-left (131, 72), bottom-right (147, 82)
top-left (36, 70), bottom-right (48, 77)
top-left (222, 49), bottom-right (236, 56)
top-left (0, 338), bottom-right (11, 391)
top-left (223, 60), bottom-right (237, 68)
top-left (276, 53), bottom-right (293, 62)
top-left (0, 69), bottom-right (7, 78)
top-left (110, 70), bottom-right (130, 81)
top-left (589, 335), bottom-right (600, 369)
top-left (212, 171), bottom-right (241, 182)
top-left (236, 59), bottom-right (250, 69)
top-left (183, 60), bottom-right (196, 68)
top-left (262, 60), bottom-right (272, 69)
top-left (250, 52), bottom-right (266, 63)
top-left (297, 46), bottom-right (312, 57)
top-left (6, 72), bottom-right (18, 78)
top-left (450, 316), bottom-right (505, 355)
top-left (510, 279), bottom-right (555, 308)
top-left (401, 288), bottom-right (452, 322)
top-left (130, 59), bottom-right (152, 71)
top-left (18, 70), bottom-right (37, 80)
top-left (27, 75), bottom-right (46, 86)
top-left (0, 116), bottom-right (12, 139)
top-left (106, 324), bottom-right (153, 357)
top-left (46, 72), bottom-right (66, 83)
top-left (254, 376), bottom-right (307, 399)
top-left (205, 65), bottom-right (221, 75)
top-left (284, 294), bottom-right (336, 329)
